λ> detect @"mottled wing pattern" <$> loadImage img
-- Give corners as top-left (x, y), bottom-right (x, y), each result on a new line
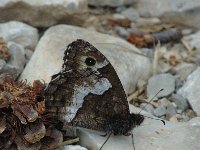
top-left (45, 39), bottom-right (131, 131)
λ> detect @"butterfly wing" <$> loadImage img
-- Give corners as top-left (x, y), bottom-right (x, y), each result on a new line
top-left (45, 39), bottom-right (131, 131)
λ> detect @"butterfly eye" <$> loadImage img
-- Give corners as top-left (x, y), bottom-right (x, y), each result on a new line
top-left (85, 57), bottom-right (96, 66)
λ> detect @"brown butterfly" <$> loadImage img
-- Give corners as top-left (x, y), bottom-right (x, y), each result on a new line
top-left (44, 39), bottom-right (144, 149)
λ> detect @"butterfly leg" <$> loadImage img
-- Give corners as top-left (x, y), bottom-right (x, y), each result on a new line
top-left (99, 132), bottom-right (112, 150)
top-left (123, 132), bottom-right (135, 150)
top-left (131, 133), bottom-right (136, 150)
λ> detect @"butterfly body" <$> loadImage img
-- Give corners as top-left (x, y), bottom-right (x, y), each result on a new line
top-left (45, 39), bottom-right (144, 137)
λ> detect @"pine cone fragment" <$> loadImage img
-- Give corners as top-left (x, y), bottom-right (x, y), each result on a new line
top-left (0, 75), bottom-right (65, 149)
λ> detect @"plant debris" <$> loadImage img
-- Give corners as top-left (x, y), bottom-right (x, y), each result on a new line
top-left (0, 75), bottom-right (74, 150)
top-left (0, 37), bottom-right (10, 61)
top-left (127, 28), bottom-right (182, 48)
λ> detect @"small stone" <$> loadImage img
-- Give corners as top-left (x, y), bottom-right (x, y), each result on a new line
top-left (178, 67), bottom-right (200, 115)
top-left (185, 109), bottom-right (196, 119)
top-left (169, 94), bottom-right (189, 112)
top-left (175, 62), bottom-right (197, 80)
top-left (114, 26), bottom-right (129, 38)
top-left (140, 103), bottom-right (154, 114)
top-left (180, 114), bottom-right (190, 122)
top-left (166, 104), bottom-right (177, 118)
top-left (169, 115), bottom-right (178, 123)
top-left (153, 106), bottom-right (166, 117)
top-left (121, 8), bottom-right (140, 21)
top-left (158, 98), bottom-right (171, 107)
top-left (1, 42), bottom-right (26, 79)
top-left (147, 73), bottom-right (175, 99)
top-left (0, 21), bottom-right (39, 50)
top-left (181, 28), bottom-right (193, 36)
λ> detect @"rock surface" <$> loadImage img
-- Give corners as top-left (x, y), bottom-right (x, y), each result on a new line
top-left (178, 67), bottom-right (200, 116)
top-left (161, 6), bottom-right (200, 29)
top-left (76, 105), bottom-right (200, 150)
top-left (169, 94), bottom-right (189, 112)
top-left (0, 21), bottom-right (38, 50)
top-left (58, 145), bottom-right (87, 150)
top-left (174, 63), bottom-right (197, 80)
top-left (147, 73), bottom-right (175, 99)
top-left (0, 0), bottom-right (88, 27)
top-left (183, 31), bottom-right (200, 49)
top-left (135, 0), bottom-right (200, 17)
top-left (20, 25), bottom-right (151, 94)
top-left (121, 7), bottom-right (140, 21)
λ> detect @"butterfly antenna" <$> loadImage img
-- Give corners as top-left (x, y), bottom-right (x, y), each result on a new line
top-left (131, 133), bottom-right (136, 150)
top-left (99, 132), bottom-right (112, 150)
top-left (139, 89), bottom-right (165, 125)
top-left (138, 89), bottom-right (163, 114)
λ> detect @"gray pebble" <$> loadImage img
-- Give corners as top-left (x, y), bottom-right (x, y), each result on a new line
top-left (140, 103), bottom-right (154, 114)
top-left (153, 106), bottom-right (166, 117)
top-left (114, 26), bottom-right (129, 38)
top-left (166, 104), bottom-right (177, 118)
top-left (158, 98), bottom-right (171, 107)
top-left (121, 8), bottom-right (140, 21)
top-left (169, 94), bottom-right (189, 112)
top-left (147, 73), bottom-right (175, 99)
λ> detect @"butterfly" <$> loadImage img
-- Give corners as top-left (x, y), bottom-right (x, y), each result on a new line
top-left (44, 39), bottom-right (144, 149)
